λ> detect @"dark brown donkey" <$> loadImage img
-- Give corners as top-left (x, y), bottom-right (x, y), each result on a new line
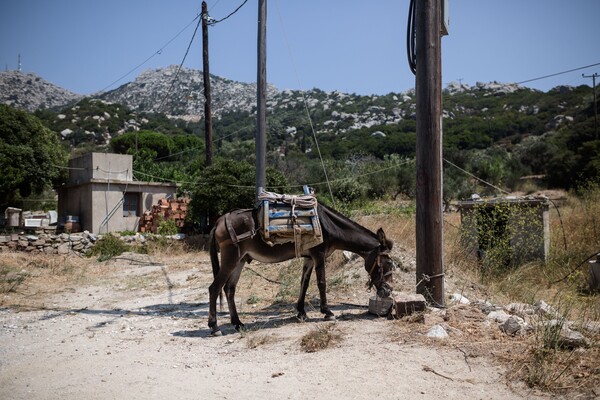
top-left (207, 203), bottom-right (396, 335)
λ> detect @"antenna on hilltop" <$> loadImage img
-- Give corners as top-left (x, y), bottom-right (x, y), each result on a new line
top-left (18, 54), bottom-right (22, 72)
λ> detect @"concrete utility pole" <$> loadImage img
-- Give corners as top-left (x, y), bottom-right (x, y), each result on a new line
top-left (202, 1), bottom-right (213, 167)
top-left (415, 0), bottom-right (444, 306)
top-left (582, 73), bottom-right (598, 140)
top-left (256, 0), bottom-right (267, 201)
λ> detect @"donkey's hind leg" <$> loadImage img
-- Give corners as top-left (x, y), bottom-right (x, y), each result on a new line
top-left (208, 249), bottom-right (239, 336)
top-left (223, 259), bottom-right (246, 331)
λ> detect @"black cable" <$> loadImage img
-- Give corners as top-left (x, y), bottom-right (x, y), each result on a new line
top-left (552, 251), bottom-right (600, 284)
top-left (517, 62), bottom-right (600, 85)
top-left (208, 0), bottom-right (249, 25)
top-left (157, 14), bottom-right (203, 113)
top-left (406, 0), bottom-right (417, 75)
top-left (547, 198), bottom-right (568, 252)
top-left (98, 13), bottom-right (202, 93)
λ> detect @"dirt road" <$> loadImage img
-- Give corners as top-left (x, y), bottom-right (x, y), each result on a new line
top-left (0, 250), bottom-right (548, 399)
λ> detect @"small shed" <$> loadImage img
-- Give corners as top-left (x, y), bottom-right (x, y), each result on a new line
top-left (458, 196), bottom-right (550, 266)
top-left (57, 152), bottom-right (178, 234)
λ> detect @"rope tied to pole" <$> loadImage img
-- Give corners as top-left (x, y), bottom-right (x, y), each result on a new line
top-left (416, 272), bottom-right (445, 289)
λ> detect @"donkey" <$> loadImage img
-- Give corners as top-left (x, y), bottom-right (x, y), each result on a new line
top-left (207, 203), bottom-right (395, 336)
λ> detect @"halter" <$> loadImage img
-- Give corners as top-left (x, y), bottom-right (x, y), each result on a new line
top-left (367, 249), bottom-right (395, 291)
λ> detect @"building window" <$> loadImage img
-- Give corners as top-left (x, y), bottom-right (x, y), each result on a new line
top-left (123, 193), bottom-right (140, 217)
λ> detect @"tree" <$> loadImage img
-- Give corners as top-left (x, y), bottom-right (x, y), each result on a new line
top-left (110, 130), bottom-right (174, 158)
top-left (188, 158), bottom-right (287, 229)
top-left (0, 105), bottom-right (68, 210)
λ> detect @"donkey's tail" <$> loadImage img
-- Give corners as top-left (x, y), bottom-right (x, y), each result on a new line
top-left (208, 225), bottom-right (224, 310)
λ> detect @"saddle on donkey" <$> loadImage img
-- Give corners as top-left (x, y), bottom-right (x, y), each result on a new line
top-left (223, 186), bottom-right (323, 257)
top-left (256, 187), bottom-right (323, 256)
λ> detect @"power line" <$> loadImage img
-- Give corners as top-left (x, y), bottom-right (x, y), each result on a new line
top-left (97, 13), bottom-right (202, 93)
top-left (157, 14), bottom-right (203, 113)
top-left (207, 0), bottom-right (249, 25)
top-left (517, 62), bottom-right (600, 85)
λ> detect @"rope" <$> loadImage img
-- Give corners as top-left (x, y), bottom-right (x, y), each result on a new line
top-left (443, 158), bottom-right (511, 195)
top-left (257, 190), bottom-right (317, 208)
top-left (416, 272), bottom-right (445, 290)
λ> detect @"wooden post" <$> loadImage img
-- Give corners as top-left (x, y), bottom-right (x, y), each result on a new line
top-left (202, 1), bottom-right (213, 167)
top-left (256, 0), bottom-right (267, 201)
top-left (415, 0), bottom-right (444, 306)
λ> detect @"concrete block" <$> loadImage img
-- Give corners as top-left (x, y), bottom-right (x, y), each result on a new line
top-left (394, 293), bottom-right (427, 317)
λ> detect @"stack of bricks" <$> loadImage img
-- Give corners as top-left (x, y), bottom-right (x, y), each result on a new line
top-left (139, 197), bottom-right (190, 233)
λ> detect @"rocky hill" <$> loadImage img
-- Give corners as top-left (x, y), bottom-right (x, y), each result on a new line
top-left (0, 70), bottom-right (82, 112)
top-left (98, 65), bottom-right (279, 121)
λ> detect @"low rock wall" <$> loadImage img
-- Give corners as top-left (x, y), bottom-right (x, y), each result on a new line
top-left (0, 231), bottom-right (207, 255)
top-left (0, 232), bottom-right (97, 255)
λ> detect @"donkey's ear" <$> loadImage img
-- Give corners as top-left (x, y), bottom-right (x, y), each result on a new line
top-left (377, 228), bottom-right (393, 250)
top-left (377, 228), bottom-right (386, 244)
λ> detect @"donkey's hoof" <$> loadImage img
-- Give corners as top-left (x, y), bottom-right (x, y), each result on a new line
top-left (296, 313), bottom-right (308, 322)
top-left (210, 329), bottom-right (223, 337)
top-left (234, 324), bottom-right (245, 332)
top-left (324, 314), bottom-right (336, 321)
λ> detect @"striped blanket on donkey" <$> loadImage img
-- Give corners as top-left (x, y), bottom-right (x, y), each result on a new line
top-left (257, 187), bottom-right (323, 257)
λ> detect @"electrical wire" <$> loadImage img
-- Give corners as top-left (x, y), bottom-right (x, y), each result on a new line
top-left (406, 0), bottom-right (417, 75)
top-left (443, 158), bottom-right (511, 195)
top-left (208, 0), bottom-right (249, 25)
top-left (157, 14), bottom-right (203, 113)
top-left (517, 62), bottom-right (600, 85)
top-left (97, 13), bottom-right (202, 93)
top-left (274, 0), bottom-right (336, 206)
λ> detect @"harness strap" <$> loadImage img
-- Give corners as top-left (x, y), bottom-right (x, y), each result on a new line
top-left (225, 213), bottom-right (255, 245)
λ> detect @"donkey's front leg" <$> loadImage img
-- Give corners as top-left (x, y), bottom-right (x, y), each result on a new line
top-left (296, 258), bottom-right (313, 321)
top-left (315, 259), bottom-right (335, 321)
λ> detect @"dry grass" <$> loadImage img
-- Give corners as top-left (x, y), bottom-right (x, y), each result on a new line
top-left (300, 323), bottom-right (344, 353)
top-left (0, 252), bottom-right (94, 308)
top-left (442, 187), bottom-right (600, 395)
top-left (245, 332), bottom-right (279, 349)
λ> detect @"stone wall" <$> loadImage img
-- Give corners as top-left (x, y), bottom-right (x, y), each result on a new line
top-left (0, 231), bottom-right (207, 255)
top-left (0, 232), bottom-right (97, 255)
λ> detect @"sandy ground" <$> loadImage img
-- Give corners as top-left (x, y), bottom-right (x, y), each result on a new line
top-left (0, 249), bottom-right (554, 400)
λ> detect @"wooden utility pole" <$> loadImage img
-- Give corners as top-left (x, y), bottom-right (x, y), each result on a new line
top-left (256, 0), bottom-right (267, 200)
top-left (415, 0), bottom-right (444, 306)
top-left (582, 72), bottom-right (598, 140)
top-left (202, 1), bottom-right (213, 166)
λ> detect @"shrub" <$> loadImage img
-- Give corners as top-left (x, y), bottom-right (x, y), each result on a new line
top-left (88, 233), bottom-right (129, 262)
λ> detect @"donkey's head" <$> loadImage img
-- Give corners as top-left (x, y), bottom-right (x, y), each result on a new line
top-left (365, 228), bottom-right (396, 298)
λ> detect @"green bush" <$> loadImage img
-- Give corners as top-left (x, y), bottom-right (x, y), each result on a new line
top-left (157, 218), bottom-right (178, 236)
top-left (88, 233), bottom-right (130, 262)
top-left (188, 158), bottom-right (287, 228)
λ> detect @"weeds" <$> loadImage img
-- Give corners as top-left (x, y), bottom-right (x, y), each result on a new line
top-left (88, 233), bottom-right (130, 262)
top-left (300, 323), bottom-right (343, 353)
top-left (275, 259), bottom-right (303, 304)
top-left (246, 333), bottom-right (277, 349)
top-left (445, 186), bottom-right (600, 394)
top-left (246, 293), bottom-right (261, 305)
top-left (0, 266), bottom-right (28, 293)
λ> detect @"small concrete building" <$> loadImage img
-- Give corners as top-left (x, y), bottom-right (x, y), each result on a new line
top-left (57, 152), bottom-right (178, 234)
top-left (458, 197), bottom-right (550, 266)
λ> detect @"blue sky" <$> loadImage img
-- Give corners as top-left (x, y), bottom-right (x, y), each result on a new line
top-left (1, 0), bottom-right (599, 96)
